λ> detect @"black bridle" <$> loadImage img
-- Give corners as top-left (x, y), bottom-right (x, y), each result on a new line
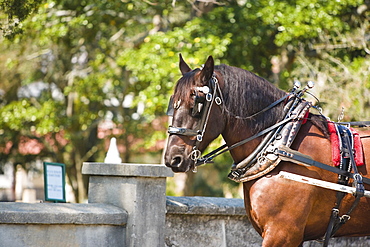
top-left (167, 74), bottom-right (223, 161)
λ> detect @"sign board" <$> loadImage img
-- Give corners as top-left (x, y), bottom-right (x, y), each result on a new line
top-left (43, 162), bottom-right (66, 202)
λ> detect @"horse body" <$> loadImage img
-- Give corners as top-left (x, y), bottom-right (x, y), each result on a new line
top-left (244, 123), bottom-right (370, 246)
top-left (164, 55), bottom-right (370, 246)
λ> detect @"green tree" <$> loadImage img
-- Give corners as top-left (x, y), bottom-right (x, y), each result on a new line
top-left (0, 0), bottom-right (180, 201)
top-left (0, 0), bottom-right (43, 37)
top-left (258, 0), bottom-right (370, 119)
top-left (0, 0), bottom-right (225, 201)
top-left (1, 0), bottom-right (368, 201)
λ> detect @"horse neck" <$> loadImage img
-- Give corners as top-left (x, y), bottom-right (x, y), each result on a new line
top-left (221, 117), bottom-right (266, 163)
top-left (216, 67), bottom-right (286, 163)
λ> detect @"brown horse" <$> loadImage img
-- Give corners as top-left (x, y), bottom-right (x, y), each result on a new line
top-left (164, 55), bottom-right (370, 246)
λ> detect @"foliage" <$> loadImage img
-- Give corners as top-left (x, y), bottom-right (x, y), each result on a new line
top-left (0, 0), bottom-right (43, 37)
top-left (0, 0), bottom-right (369, 200)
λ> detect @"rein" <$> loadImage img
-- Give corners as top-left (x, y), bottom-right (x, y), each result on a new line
top-left (196, 114), bottom-right (294, 166)
top-left (195, 92), bottom-right (300, 166)
top-left (194, 81), bottom-right (311, 167)
top-left (194, 81), bottom-right (317, 168)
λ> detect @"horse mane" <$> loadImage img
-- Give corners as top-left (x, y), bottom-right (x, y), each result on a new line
top-left (215, 64), bottom-right (330, 137)
top-left (308, 113), bottom-right (329, 138)
top-left (215, 64), bottom-right (286, 134)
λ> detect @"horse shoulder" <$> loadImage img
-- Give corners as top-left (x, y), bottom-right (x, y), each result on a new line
top-left (243, 121), bottom-right (337, 243)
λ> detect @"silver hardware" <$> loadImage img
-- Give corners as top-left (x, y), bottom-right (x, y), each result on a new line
top-left (190, 149), bottom-right (201, 161)
top-left (340, 214), bottom-right (350, 221)
top-left (168, 126), bottom-right (181, 134)
top-left (294, 80), bottom-right (301, 89)
top-left (174, 99), bottom-right (181, 109)
top-left (213, 76), bottom-right (218, 84)
top-left (338, 107), bottom-right (345, 122)
top-left (317, 107), bottom-right (323, 115)
top-left (353, 173), bottom-right (363, 181)
top-left (196, 86), bottom-right (210, 94)
top-left (192, 166), bottom-right (198, 173)
top-left (307, 81), bottom-right (315, 89)
top-left (215, 97), bottom-right (222, 105)
top-left (257, 156), bottom-right (267, 164)
top-left (198, 103), bottom-right (203, 112)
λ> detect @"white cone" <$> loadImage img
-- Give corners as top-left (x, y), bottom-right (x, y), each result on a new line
top-left (104, 137), bottom-right (122, 163)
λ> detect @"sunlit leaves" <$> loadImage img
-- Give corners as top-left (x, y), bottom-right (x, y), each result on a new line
top-left (258, 0), bottom-right (364, 46)
top-left (117, 18), bottom-right (232, 118)
top-left (0, 0), bottom-right (43, 37)
top-left (0, 99), bottom-right (59, 135)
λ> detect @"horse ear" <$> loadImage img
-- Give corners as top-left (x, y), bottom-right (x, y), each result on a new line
top-left (200, 55), bottom-right (214, 85)
top-left (179, 54), bottom-right (192, 75)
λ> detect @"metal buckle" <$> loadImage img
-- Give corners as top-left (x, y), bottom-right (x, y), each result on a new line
top-left (212, 76), bottom-right (218, 84)
top-left (196, 86), bottom-right (210, 94)
top-left (190, 149), bottom-right (201, 161)
top-left (215, 97), bottom-right (222, 105)
top-left (340, 214), bottom-right (350, 222)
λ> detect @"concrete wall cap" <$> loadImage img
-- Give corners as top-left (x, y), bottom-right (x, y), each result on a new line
top-left (166, 196), bottom-right (247, 216)
top-left (82, 162), bottom-right (174, 178)
top-left (0, 202), bottom-right (127, 225)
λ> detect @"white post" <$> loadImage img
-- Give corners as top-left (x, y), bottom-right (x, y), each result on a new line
top-left (104, 137), bottom-right (122, 163)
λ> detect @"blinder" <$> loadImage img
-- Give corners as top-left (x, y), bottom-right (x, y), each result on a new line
top-left (191, 91), bottom-right (206, 118)
top-left (166, 96), bottom-right (174, 116)
top-left (166, 86), bottom-right (210, 118)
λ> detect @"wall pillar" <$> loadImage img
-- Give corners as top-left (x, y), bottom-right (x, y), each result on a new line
top-left (82, 162), bottom-right (173, 247)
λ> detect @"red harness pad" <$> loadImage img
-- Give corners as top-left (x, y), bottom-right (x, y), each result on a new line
top-left (327, 122), bottom-right (364, 166)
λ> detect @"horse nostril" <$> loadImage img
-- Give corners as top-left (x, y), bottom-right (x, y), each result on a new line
top-left (171, 156), bottom-right (182, 167)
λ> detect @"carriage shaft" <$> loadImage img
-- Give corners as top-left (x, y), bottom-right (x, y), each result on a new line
top-left (278, 171), bottom-right (370, 198)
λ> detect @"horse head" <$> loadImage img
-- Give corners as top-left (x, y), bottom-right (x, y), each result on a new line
top-left (164, 55), bottom-right (225, 172)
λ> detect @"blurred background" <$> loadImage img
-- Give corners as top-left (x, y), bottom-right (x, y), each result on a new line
top-left (0, 0), bottom-right (369, 202)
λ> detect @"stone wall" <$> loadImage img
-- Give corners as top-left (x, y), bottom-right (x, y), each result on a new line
top-left (0, 202), bottom-right (127, 247)
top-left (165, 196), bottom-right (262, 247)
top-left (165, 196), bottom-right (370, 247)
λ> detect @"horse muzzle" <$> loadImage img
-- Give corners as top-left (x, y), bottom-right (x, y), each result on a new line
top-left (164, 145), bottom-right (194, 173)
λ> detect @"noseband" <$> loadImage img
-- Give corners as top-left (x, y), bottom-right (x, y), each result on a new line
top-left (167, 74), bottom-right (223, 161)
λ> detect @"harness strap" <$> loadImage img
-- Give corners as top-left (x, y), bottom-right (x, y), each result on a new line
top-left (233, 93), bottom-right (290, 120)
top-left (324, 190), bottom-right (363, 247)
top-left (196, 94), bottom-right (302, 166)
top-left (195, 116), bottom-right (295, 166)
top-left (338, 121), bottom-right (370, 127)
top-left (332, 194), bottom-right (362, 234)
top-left (277, 146), bottom-right (370, 185)
top-left (323, 191), bottom-right (346, 246)
top-left (168, 126), bottom-right (198, 136)
top-left (322, 126), bottom-right (366, 245)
